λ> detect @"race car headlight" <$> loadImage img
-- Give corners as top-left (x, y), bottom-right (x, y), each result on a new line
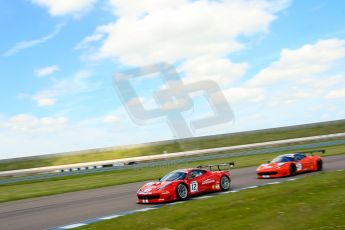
top-left (158, 182), bottom-right (172, 190)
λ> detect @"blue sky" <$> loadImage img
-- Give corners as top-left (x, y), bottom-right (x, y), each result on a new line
top-left (0, 0), bottom-right (345, 159)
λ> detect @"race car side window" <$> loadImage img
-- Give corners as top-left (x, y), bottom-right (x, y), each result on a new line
top-left (295, 154), bottom-right (306, 161)
top-left (188, 170), bottom-right (198, 179)
top-left (197, 169), bottom-right (207, 176)
top-left (188, 170), bottom-right (206, 179)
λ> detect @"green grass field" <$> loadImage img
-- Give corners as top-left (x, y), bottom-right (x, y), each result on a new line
top-left (1, 119), bottom-right (344, 171)
top-left (80, 170), bottom-right (345, 230)
top-left (0, 144), bottom-right (344, 203)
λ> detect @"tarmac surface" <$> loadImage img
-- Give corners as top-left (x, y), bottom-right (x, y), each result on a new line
top-left (0, 154), bottom-right (344, 230)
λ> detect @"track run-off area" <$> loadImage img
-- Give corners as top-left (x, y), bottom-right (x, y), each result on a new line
top-left (0, 154), bottom-right (344, 230)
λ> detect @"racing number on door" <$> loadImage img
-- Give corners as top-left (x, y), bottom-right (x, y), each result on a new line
top-left (190, 181), bottom-right (198, 193)
top-left (296, 163), bottom-right (302, 171)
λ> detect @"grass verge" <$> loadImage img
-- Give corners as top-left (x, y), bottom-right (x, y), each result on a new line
top-left (1, 120), bottom-right (344, 171)
top-left (81, 170), bottom-right (345, 230)
top-left (0, 144), bottom-right (344, 203)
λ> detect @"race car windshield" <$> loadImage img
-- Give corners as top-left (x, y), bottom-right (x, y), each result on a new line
top-left (271, 156), bottom-right (295, 163)
top-left (160, 171), bottom-right (186, 182)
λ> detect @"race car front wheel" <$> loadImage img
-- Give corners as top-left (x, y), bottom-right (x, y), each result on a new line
top-left (220, 176), bottom-right (230, 191)
top-left (176, 183), bottom-right (188, 200)
top-left (317, 160), bottom-right (323, 171)
top-left (289, 164), bottom-right (297, 176)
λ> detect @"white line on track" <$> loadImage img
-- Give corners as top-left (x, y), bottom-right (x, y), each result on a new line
top-left (193, 195), bottom-right (213, 200)
top-left (135, 207), bottom-right (158, 212)
top-left (166, 203), bottom-right (176, 206)
top-left (220, 191), bottom-right (231, 194)
top-left (244, 185), bottom-right (259, 189)
top-left (266, 181), bottom-right (281, 185)
top-left (176, 201), bottom-right (186, 204)
top-left (166, 201), bottom-right (186, 206)
top-left (99, 214), bottom-right (123, 220)
top-left (60, 223), bottom-right (87, 229)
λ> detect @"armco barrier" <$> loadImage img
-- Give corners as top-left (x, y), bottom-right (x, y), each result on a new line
top-left (0, 138), bottom-right (344, 185)
top-left (1, 132), bottom-right (345, 178)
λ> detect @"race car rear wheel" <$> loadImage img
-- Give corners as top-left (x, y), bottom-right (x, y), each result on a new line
top-left (176, 183), bottom-right (188, 200)
top-left (220, 176), bottom-right (230, 191)
top-left (317, 160), bottom-right (323, 171)
top-left (289, 164), bottom-right (297, 176)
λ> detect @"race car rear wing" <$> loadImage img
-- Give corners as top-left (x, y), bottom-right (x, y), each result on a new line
top-left (197, 162), bottom-right (235, 171)
top-left (298, 149), bottom-right (325, 156)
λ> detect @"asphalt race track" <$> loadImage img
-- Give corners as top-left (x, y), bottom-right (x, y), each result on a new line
top-left (0, 155), bottom-right (344, 230)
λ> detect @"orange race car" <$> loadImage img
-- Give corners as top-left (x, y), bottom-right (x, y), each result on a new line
top-left (256, 150), bottom-right (324, 179)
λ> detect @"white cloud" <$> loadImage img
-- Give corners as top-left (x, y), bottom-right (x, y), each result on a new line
top-left (102, 114), bottom-right (119, 123)
top-left (95, 1), bottom-right (282, 64)
top-left (36, 98), bottom-right (57, 106)
top-left (325, 88), bottom-right (345, 99)
top-left (300, 74), bottom-right (345, 89)
top-left (108, 0), bottom-right (189, 19)
top-left (245, 38), bottom-right (345, 107)
top-left (223, 87), bottom-right (265, 104)
top-left (3, 23), bottom-right (64, 57)
top-left (35, 65), bottom-right (59, 77)
top-left (181, 57), bottom-right (248, 85)
top-left (268, 87), bottom-right (318, 106)
top-left (32, 70), bottom-right (100, 106)
top-left (0, 114), bottom-right (68, 133)
top-left (31, 0), bottom-right (97, 17)
top-left (80, 0), bottom-right (290, 86)
top-left (75, 34), bottom-right (104, 50)
top-left (126, 96), bottom-right (157, 110)
top-left (249, 39), bottom-right (345, 87)
top-left (0, 109), bottom-right (172, 159)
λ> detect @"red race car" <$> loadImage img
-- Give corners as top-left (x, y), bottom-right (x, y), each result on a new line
top-left (256, 150), bottom-right (324, 179)
top-left (137, 163), bottom-right (234, 204)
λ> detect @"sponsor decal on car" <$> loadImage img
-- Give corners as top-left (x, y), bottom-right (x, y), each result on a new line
top-left (202, 179), bottom-right (215, 185)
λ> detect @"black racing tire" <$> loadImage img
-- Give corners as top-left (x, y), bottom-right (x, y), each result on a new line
top-left (317, 160), bottom-right (323, 171)
top-left (289, 164), bottom-right (297, 176)
top-left (220, 176), bottom-right (231, 191)
top-left (176, 183), bottom-right (188, 200)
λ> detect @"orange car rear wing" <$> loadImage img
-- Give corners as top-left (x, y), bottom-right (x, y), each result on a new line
top-left (298, 149), bottom-right (325, 156)
top-left (197, 162), bottom-right (235, 171)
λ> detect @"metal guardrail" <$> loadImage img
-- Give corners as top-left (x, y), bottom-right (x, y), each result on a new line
top-left (3, 119), bottom-right (344, 164)
top-left (1, 139), bottom-right (344, 185)
top-left (1, 132), bottom-right (345, 178)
